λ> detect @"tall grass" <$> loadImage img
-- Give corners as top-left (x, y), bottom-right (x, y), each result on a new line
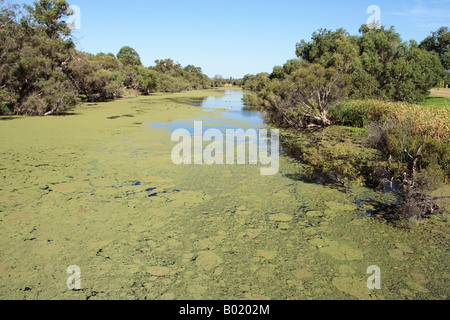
top-left (330, 99), bottom-right (450, 140)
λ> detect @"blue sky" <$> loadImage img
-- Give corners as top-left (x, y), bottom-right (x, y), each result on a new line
top-left (24, 0), bottom-right (450, 78)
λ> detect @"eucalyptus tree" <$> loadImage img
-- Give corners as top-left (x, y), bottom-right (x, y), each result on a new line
top-left (296, 25), bottom-right (446, 103)
top-left (0, 0), bottom-right (77, 115)
top-left (117, 46), bottom-right (142, 67)
top-left (420, 26), bottom-right (450, 71)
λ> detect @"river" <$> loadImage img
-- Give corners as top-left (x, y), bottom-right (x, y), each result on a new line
top-left (0, 88), bottom-right (448, 299)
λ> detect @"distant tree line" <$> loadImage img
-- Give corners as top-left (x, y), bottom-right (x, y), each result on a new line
top-left (0, 0), bottom-right (222, 116)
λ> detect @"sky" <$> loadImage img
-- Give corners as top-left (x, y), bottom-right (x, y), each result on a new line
top-left (23, 0), bottom-right (450, 78)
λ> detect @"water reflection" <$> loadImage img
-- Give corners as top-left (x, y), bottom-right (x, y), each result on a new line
top-left (197, 90), bottom-right (264, 125)
top-left (149, 90), bottom-right (265, 132)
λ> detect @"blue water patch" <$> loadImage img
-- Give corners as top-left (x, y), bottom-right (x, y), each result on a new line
top-left (146, 90), bottom-right (266, 132)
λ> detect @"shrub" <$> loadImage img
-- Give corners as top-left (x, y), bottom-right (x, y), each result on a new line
top-left (367, 118), bottom-right (448, 221)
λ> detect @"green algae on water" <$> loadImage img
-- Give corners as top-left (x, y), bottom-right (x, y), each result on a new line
top-left (0, 89), bottom-right (448, 300)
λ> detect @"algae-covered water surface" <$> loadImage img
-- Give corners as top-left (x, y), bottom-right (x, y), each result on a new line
top-left (0, 89), bottom-right (448, 300)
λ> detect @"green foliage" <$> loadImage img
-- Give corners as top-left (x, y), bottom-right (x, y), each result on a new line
top-left (116, 46), bottom-right (142, 67)
top-left (150, 59), bottom-right (213, 92)
top-left (246, 63), bottom-right (350, 128)
top-left (0, 88), bottom-right (15, 115)
top-left (330, 98), bottom-right (449, 214)
top-left (282, 59), bottom-right (302, 76)
top-left (1, 0), bottom-right (78, 115)
top-left (182, 67), bottom-right (213, 89)
top-left (241, 24), bottom-right (449, 220)
top-left (296, 25), bottom-right (447, 103)
top-left (242, 92), bottom-right (264, 108)
top-left (68, 52), bottom-right (122, 102)
top-left (244, 26), bottom-right (443, 124)
top-left (367, 118), bottom-right (449, 220)
top-left (212, 75), bottom-right (226, 87)
top-left (152, 58), bottom-right (181, 74)
top-left (419, 26), bottom-right (450, 70)
top-left (135, 67), bottom-right (160, 95)
top-left (296, 28), bottom-right (359, 73)
top-left (330, 99), bottom-right (392, 128)
top-left (270, 66), bottom-right (284, 80)
top-left (158, 74), bottom-right (189, 93)
top-left (24, 0), bottom-right (72, 39)
top-left (368, 119), bottom-right (448, 180)
top-left (242, 72), bottom-right (270, 93)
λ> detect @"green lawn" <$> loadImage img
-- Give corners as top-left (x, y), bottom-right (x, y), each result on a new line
top-left (423, 95), bottom-right (450, 109)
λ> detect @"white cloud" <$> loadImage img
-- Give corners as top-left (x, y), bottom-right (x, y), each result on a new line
top-left (385, 0), bottom-right (450, 19)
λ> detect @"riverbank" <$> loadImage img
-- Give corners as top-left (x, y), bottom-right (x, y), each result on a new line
top-left (0, 89), bottom-right (448, 300)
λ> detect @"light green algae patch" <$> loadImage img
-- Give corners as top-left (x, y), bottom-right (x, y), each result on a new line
top-left (309, 238), bottom-right (364, 261)
top-left (268, 213), bottom-right (293, 222)
top-left (0, 89), bottom-right (448, 300)
top-left (332, 277), bottom-right (376, 300)
top-left (195, 251), bottom-right (224, 271)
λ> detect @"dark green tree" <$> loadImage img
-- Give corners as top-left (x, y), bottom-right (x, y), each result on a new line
top-left (420, 27), bottom-right (450, 70)
top-left (152, 59), bottom-right (181, 74)
top-left (184, 65), bottom-right (202, 73)
top-left (282, 59), bottom-right (302, 76)
top-left (68, 51), bottom-right (122, 102)
top-left (135, 67), bottom-right (160, 95)
top-left (24, 0), bottom-right (72, 39)
top-left (0, 1), bottom-right (22, 114)
top-left (270, 66), bottom-right (284, 79)
top-left (297, 25), bottom-right (446, 103)
top-left (1, 0), bottom-right (78, 115)
top-left (296, 28), bottom-right (359, 73)
top-left (117, 46), bottom-right (142, 67)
